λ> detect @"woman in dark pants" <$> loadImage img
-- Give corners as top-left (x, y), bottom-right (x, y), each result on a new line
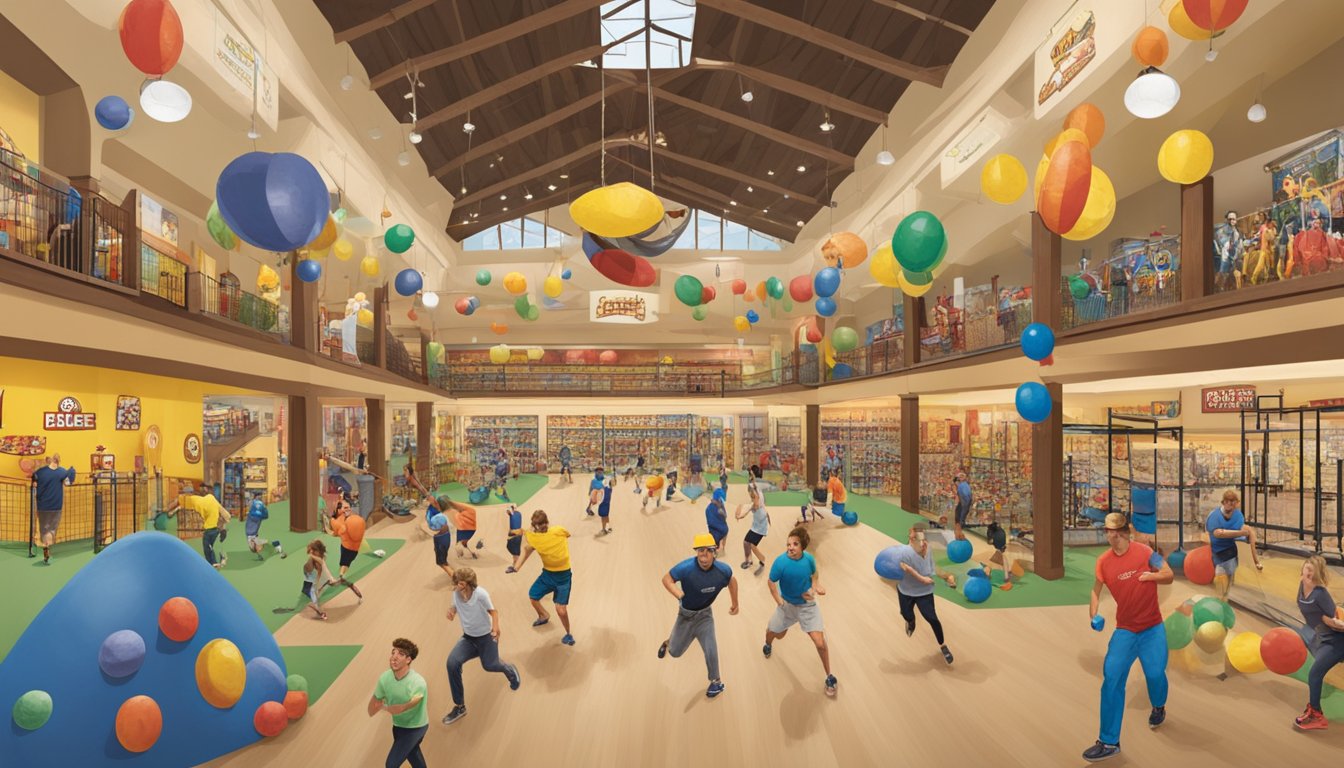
top-left (897, 529), bottom-right (956, 665)
top-left (1295, 554), bottom-right (1344, 731)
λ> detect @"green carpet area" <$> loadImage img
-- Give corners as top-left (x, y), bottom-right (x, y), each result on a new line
top-left (280, 645), bottom-right (362, 705)
top-left (764, 491), bottom-right (1104, 610)
top-left (434, 473), bottom-right (548, 505)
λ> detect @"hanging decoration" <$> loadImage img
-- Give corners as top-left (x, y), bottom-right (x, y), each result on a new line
top-left (765, 277), bottom-right (785, 300)
top-left (1062, 166), bottom-right (1116, 241)
top-left (674, 275), bottom-right (704, 307)
top-left (306, 215), bottom-right (339, 251)
top-left (359, 256), bottom-right (380, 277)
top-left (831, 326), bottom-right (858, 352)
top-left (569, 182), bottom-right (665, 238)
top-left (490, 322), bottom-right (509, 335)
top-left (119, 0), bottom-right (184, 76)
top-left (700, 285), bottom-right (716, 304)
top-left (1157, 129), bottom-right (1214, 185)
top-left (295, 259), bottom-right (321, 283)
top-left (813, 268), bottom-right (841, 299)
top-left (503, 272), bottom-right (528, 295)
top-left (814, 297), bottom-right (837, 317)
top-left (489, 345), bottom-right (510, 364)
top-left (1015, 382), bottom-right (1053, 423)
top-left (1036, 136), bottom-right (1092, 235)
top-left (745, 309), bottom-right (759, 324)
top-left (980, 154), bottom-right (1027, 204)
top-left (1181, 0), bottom-right (1248, 34)
top-left (205, 201), bottom-right (238, 251)
top-left (1131, 26), bottom-right (1170, 67)
top-left (820, 232), bottom-right (867, 269)
top-left (589, 249), bottom-right (656, 288)
top-left (393, 269), bottom-right (423, 297)
top-left (733, 315), bottom-right (750, 332)
top-left (691, 306), bottom-right (707, 321)
top-left (789, 274), bottom-right (815, 302)
top-left (216, 152), bottom-right (329, 253)
top-left (475, 269), bottom-right (492, 286)
top-left (332, 239), bottom-right (353, 260)
top-left (730, 279), bottom-right (747, 295)
top-left (95, 96), bottom-right (134, 131)
top-left (890, 211), bottom-right (947, 273)
top-left (514, 295), bottom-right (540, 321)
top-left (1063, 103), bottom-right (1106, 148)
top-left (384, 224), bottom-right (415, 254)
top-left (867, 244), bottom-right (901, 288)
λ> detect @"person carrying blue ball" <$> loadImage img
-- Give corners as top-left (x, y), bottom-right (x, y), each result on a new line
top-left (422, 495), bottom-right (456, 577)
top-left (705, 487), bottom-right (730, 551)
top-left (1083, 512), bottom-right (1173, 763)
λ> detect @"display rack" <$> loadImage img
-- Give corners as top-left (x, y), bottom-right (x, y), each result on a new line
top-left (691, 416), bottom-right (729, 469)
top-left (322, 406), bottom-right (367, 464)
top-left (463, 415), bottom-right (539, 472)
top-left (390, 408), bottom-right (415, 457)
top-left (776, 417), bottom-right (802, 459)
top-left (820, 409), bottom-right (902, 496)
top-left (740, 414), bottom-right (768, 469)
top-left (547, 415), bottom-right (604, 471)
top-left (221, 457), bottom-right (267, 515)
top-left (433, 412), bottom-right (456, 465)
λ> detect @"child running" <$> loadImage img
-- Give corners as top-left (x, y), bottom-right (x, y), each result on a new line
top-left (558, 445), bottom-right (573, 484)
top-left (586, 468), bottom-right (606, 516)
top-left (422, 496), bottom-right (455, 577)
top-left (980, 519), bottom-right (1014, 585)
top-left (513, 510), bottom-right (576, 646)
top-left (1292, 554), bottom-right (1344, 731)
top-left (328, 499), bottom-right (365, 601)
top-left (799, 481), bottom-right (828, 525)
top-left (657, 533), bottom-right (739, 698)
top-left (734, 495), bottom-right (770, 575)
top-left (705, 488), bottom-right (730, 551)
top-left (504, 504), bottom-right (524, 573)
top-left (441, 567), bottom-right (521, 726)
top-left (245, 492), bottom-right (285, 561)
top-left (368, 637), bottom-right (429, 768)
top-left (454, 502), bottom-right (480, 559)
top-left (827, 470), bottom-right (848, 522)
top-left (598, 474), bottom-right (615, 534)
top-left (301, 539), bottom-right (332, 620)
top-left (763, 526), bottom-right (837, 696)
top-left (897, 529), bottom-right (956, 664)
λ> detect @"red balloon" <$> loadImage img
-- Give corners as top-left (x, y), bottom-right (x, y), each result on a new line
top-left (599, 350), bottom-right (618, 364)
top-left (407, 308), bottom-right (418, 322)
top-left (789, 275), bottom-right (814, 302)
top-left (1182, 0), bottom-right (1248, 31)
top-left (1037, 139), bottom-right (1092, 235)
top-left (119, 0), bottom-right (185, 76)
top-left (590, 249), bottom-right (656, 287)
top-left (1182, 545), bottom-right (1214, 585)
top-left (1260, 627), bottom-right (1308, 675)
top-left (805, 326), bottom-right (823, 344)
top-left (454, 297), bottom-right (472, 315)
top-left (730, 278), bottom-right (747, 295)
top-left (701, 285), bottom-right (716, 303)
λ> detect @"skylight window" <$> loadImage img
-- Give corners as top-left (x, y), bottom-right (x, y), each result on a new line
top-left (594, 0), bottom-right (695, 70)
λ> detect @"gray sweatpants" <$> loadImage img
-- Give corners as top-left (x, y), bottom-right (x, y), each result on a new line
top-left (668, 605), bottom-right (720, 681)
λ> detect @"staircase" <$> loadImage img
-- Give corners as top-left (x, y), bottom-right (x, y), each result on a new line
top-left (204, 423), bottom-right (262, 488)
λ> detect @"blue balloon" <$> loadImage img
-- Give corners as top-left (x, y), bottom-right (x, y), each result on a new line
top-left (581, 232), bottom-right (603, 259)
top-left (561, 268), bottom-right (573, 280)
top-left (745, 309), bottom-right (759, 324)
top-left (295, 259), bottom-right (322, 283)
top-left (964, 577), bottom-right (992, 603)
top-left (64, 186), bottom-right (82, 225)
top-left (815, 296), bottom-right (837, 317)
top-left (814, 267), bottom-right (841, 298)
top-left (95, 95), bottom-right (133, 131)
top-left (1020, 322), bottom-right (1056, 361)
top-left (874, 545), bottom-right (907, 580)
top-left (394, 268), bottom-right (423, 297)
top-left (948, 539), bottom-right (973, 563)
top-left (832, 363), bottom-right (854, 379)
top-left (1167, 548), bottom-right (1188, 575)
top-left (1015, 381), bottom-right (1053, 423)
top-left (216, 152), bottom-right (329, 253)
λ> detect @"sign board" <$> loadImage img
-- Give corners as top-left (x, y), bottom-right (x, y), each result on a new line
top-left (1034, 3), bottom-right (1142, 119)
top-left (589, 290), bottom-right (659, 324)
top-left (939, 108), bottom-right (1008, 187)
top-left (44, 396), bottom-right (96, 430)
top-left (213, 9), bottom-right (257, 100)
top-left (1202, 386), bottom-right (1257, 413)
top-left (139, 193), bottom-right (179, 247)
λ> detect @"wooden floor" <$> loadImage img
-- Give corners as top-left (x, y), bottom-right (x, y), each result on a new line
top-left (206, 476), bottom-right (1343, 767)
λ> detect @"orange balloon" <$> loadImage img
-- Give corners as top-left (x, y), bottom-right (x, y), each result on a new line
top-left (1131, 25), bottom-right (1169, 67)
top-left (1183, 0), bottom-right (1248, 32)
top-left (1044, 128), bottom-right (1090, 158)
top-left (1063, 104), bottom-right (1106, 149)
top-left (1168, 1), bottom-right (1221, 40)
top-left (743, 290), bottom-right (755, 303)
top-left (116, 695), bottom-right (163, 753)
top-left (1037, 139), bottom-right (1092, 235)
top-left (490, 322), bottom-right (509, 335)
top-left (755, 281), bottom-right (768, 301)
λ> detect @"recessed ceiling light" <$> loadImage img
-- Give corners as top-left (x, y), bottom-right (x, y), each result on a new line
top-left (796, 165), bottom-right (806, 173)
top-left (560, 173), bottom-right (569, 179)
top-left (547, 184), bottom-right (557, 191)
top-left (746, 186), bottom-right (754, 192)
top-left (730, 200), bottom-right (737, 206)
top-left (762, 209), bottom-right (768, 214)
top-left (499, 194), bottom-right (507, 201)
top-left (463, 121), bottom-right (475, 133)
top-left (524, 193), bottom-right (533, 200)
top-left (502, 206), bottom-right (509, 212)
top-left (767, 170), bottom-right (775, 176)
top-left (471, 212), bottom-right (479, 219)
top-left (460, 186), bottom-right (467, 195)
top-left (783, 194), bottom-right (789, 199)
top-left (740, 90), bottom-right (754, 103)
top-left (796, 220), bottom-right (804, 226)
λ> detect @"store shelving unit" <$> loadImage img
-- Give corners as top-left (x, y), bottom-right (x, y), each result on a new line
top-left (463, 415), bottom-right (539, 473)
top-left (547, 415), bottom-right (604, 471)
top-left (820, 409), bottom-right (902, 496)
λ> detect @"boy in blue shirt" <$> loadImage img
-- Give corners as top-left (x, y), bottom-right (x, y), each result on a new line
top-left (763, 526), bottom-right (837, 696)
top-left (504, 505), bottom-right (524, 573)
top-left (586, 468), bottom-right (606, 516)
top-left (657, 533), bottom-right (739, 698)
top-left (598, 474), bottom-right (616, 535)
top-left (422, 495), bottom-right (456, 577)
top-left (1206, 489), bottom-right (1263, 600)
top-left (705, 488), bottom-right (729, 550)
top-left (245, 492), bottom-right (286, 561)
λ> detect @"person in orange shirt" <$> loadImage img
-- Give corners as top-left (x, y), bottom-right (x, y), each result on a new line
top-left (826, 470), bottom-right (848, 521)
top-left (328, 499), bottom-right (365, 601)
top-left (454, 503), bottom-right (481, 560)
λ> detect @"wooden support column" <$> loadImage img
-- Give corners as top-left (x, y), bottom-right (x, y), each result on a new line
top-left (804, 404), bottom-right (820, 486)
top-left (122, 190), bottom-right (141, 290)
top-left (419, 330), bottom-right (431, 385)
top-left (374, 285), bottom-right (388, 370)
top-left (367, 398), bottom-right (387, 480)
top-left (1031, 381), bottom-right (1065, 580)
top-left (1181, 176), bottom-right (1214, 301)
top-left (900, 395), bottom-right (919, 514)
top-left (903, 297), bottom-right (922, 367)
top-left (416, 402), bottom-right (433, 476)
top-left (291, 252), bottom-right (321, 354)
top-left (287, 394), bottom-right (320, 532)
top-left (1031, 212), bottom-right (1062, 328)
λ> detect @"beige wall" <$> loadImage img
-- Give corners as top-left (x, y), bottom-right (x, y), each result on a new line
top-left (0, 67), bottom-right (40, 161)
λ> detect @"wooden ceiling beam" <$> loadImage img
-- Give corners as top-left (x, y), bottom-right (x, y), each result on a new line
top-left (662, 58), bottom-right (888, 124)
top-left (446, 186), bottom-right (589, 239)
top-left (869, 0), bottom-right (973, 37)
top-left (657, 173), bottom-right (802, 241)
top-left (368, 0), bottom-right (608, 90)
top-left (695, 0), bottom-right (949, 87)
top-left (650, 145), bottom-right (821, 207)
top-left (452, 136), bottom-right (636, 209)
top-left (432, 82), bottom-right (636, 178)
top-left (332, 0), bottom-right (436, 44)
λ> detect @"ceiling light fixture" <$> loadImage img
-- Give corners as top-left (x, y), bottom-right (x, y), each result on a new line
top-left (547, 184), bottom-right (557, 191)
top-left (524, 193), bottom-right (534, 200)
top-left (560, 173), bottom-right (569, 179)
top-left (139, 79), bottom-right (192, 123)
top-left (460, 186), bottom-right (467, 195)
top-left (408, 130), bottom-right (422, 144)
top-left (1247, 101), bottom-right (1267, 123)
top-left (463, 120), bottom-right (475, 134)
top-left (397, 151), bottom-right (410, 166)
top-left (796, 165), bottom-right (806, 173)
top-left (502, 206), bottom-right (509, 212)
top-left (340, 74), bottom-right (354, 91)
top-left (1123, 66), bottom-right (1181, 119)
top-left (369, 127), bottom-right (382, 140)
top-left (738, 74), bottom-right (753, 103)
top-left (747, 186), bottom-right (754, 192)
top-left (767, 170), bottom-right (775, 176)
top-left (762, 208), bottom-right (768, 214)
top-left (471, 212), bottom-right (479, 219)
top-left (876, 123), bottom-right (895, 166)
top-left (796, 220), bottom-right (805, 227)
top-left (421, 291), bottom-right (439, 309)
top-left (819, 111), bottom-right (835, 133)
top-left (730, 200), bottom-right (737, 206)
top-left (740, 90), bottom-right (753, 103)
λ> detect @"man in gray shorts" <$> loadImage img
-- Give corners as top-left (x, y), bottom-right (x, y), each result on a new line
top-left (658, 532), bottom-right (739, 698)
top-left (31, 454), bottom-right (76, 564)
top-left (763, 526), bottom-right (837, 696)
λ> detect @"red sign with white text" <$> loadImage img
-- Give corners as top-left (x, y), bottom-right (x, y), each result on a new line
top-left (1201, 386), bottom-right (1256, 413)
top-left (43, 396), bottom-right (96, 430)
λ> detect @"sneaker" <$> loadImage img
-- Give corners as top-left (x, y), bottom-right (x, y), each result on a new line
top-left (506, 664), bottom-right (521, 691)
top-left (441, 705), bottom-right (467, 725)
top-left (740, 561), bottom-right (752, 569)
top-left (706, 680), bottom-right (726, 698)
top-left (220, 554), bottom-right (228, 568)
top-left (1082, 741), bottom-right (1120, 762)
top-left (658, 640), bottom-right (669, 659)
top-left (1296, 705), bottom-right (1314, 726)
top-left (824, 674), bottom-right (838, 696)
top-left (755, 562), bottom-right (765, 576)
top-left (762, 643), bottom-right (772, 659)
top-left (532, 617), bottom-right (549, 627)
top-left (1148, 706), bottom-right (1166, 728)
top-left (905, 620), bottom-right (915, 637)
top-left (280, 550), bottom-right (288, 559)
top-left (586, 508), bottom-right (595, 516)
top-left (347, 581), bottom-right (364, 601)
top-left (561, 634), bottom-right (576, 646)
top-left (475, 540), bottom-right (485, 549)
top-left (1296, 707), bottom-right (1329, 731)
top-left (940, 645), bottom-right (954, 665)
top-left (505, 566), bottom-right (517, 574)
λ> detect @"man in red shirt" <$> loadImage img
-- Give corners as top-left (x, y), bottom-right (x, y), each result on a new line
top-left (1083, 512), bottom-right (1173, 762)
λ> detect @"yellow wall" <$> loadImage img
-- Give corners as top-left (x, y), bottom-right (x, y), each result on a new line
top-left (0, 357), bottom-right (257, 479)
top-left (0, 68), bottom-right (40, 161)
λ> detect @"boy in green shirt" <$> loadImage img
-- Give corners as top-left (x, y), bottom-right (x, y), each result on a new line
top-left (368, 637), bottom-right (430, 767)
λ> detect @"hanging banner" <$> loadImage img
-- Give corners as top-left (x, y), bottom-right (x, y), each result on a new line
top-left (1202, 386), bottom-right (1257, 413)
top-left (256, 57), bottom-right (279, 131)
top-left (939, 108), bottom-right (1008, 187)
top-left (214, 9), bottom-right (257, 100)
top-left (589, 290), bottom-right (659, 324)
top-left (1034, 3), bottom-right (1142, 119)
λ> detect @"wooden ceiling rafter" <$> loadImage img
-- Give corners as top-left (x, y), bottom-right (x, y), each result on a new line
top-left (694, 0), bottom-right (949, 86)
top-left (869, 0), bottom-right (973, 37)
top-left (447, 185), bottom-right (589, 236)
top-left (656, 58), bottom-right (888, 124)
top-left (452, 134), bottom-right (636, 209)
top-left (367, 0), bottom-right (608, 90)
top-left (332, 0), bottom-right (435, 44)
top-left (649, 146), bottom-right (821, 206)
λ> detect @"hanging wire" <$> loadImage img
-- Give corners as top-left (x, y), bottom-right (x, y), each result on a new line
top-left (600, 63), bottom-right (607, 186)
top-left (644, 0), bottom-right (656, 191)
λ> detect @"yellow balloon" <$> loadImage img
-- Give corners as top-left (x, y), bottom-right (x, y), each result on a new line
top-left (1044, 128), bottom-right (1090, 160)
top-left (526, 347), bottom-right (545, 361)
top-left (1062, 166), bottom-right (1116, 241)
top-left (1168, 1), bottom-right (1224, 40)
top-left (1032, 153), bottom-right (1050, 208)
top-left (1193, 620), bottom-right (1227, 653)
top-left (868, 243), bottom-right (901, 287)
top-left (543, 275), bottom-right (563, 298)
top-left (1227, 631), bottom-right (1266, 674)
top-left (332, 239), bottom-right (354, 261)
top-left (360, 256), bottom-right (380, 277)
top-left (981, 154), bottom-right (1028, 204)
top-left (488, 344), bottom-right (510, 364)
top-left (1158, 129), bottom-right (1214, 185)
top-left (569, 182), bottom-right (665, 238)
top-left (307, 215), bottom-right (339, 250)
top-left (356, 308), bottom-right (374, 328)
top-left (733, 315), bottom-right (750, 332)
top-left (503, 271), bottom-right (528, 295)
top-left (898, 270), bottom-right (934, 297)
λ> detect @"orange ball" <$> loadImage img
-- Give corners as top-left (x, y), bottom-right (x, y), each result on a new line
top-left (158, 596), bottom-right (198, 642)
top-left (283, 690), bottom-right (309, 720)
top-left (254, 700), bottom-right (289, 737)
top-left (1260, 627), bottom-right (1309, 675)
top-left (1131, 25), bottom-right (1169, 67)
top-left (1063, 103), bottom-right (1106, 149)
top-left (645, 475), bottom-right (665, 491)
top-left (1183, 545), bottom-right (1215, 585)
top-left (115, 695), bottom-right (163, 753)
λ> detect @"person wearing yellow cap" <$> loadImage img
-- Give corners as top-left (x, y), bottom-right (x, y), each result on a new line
top-left (657, 533), bottom-right (739, 698)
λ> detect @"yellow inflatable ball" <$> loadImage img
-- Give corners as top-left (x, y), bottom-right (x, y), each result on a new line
top-left (332, 239), bottom-right (354, 261)
top-left (1193, 619), bottom-right (1227, 654)
top-left (569, 182), bottom-right (665, 238)
top-left (360, 256), bottom-right (380, 277)
top-left (1227, 631), bottom-right (1266, 674)
top-left (733, 315), bottom-right (750, 332)
top-left (1062, 166), bottom-right (1116, 242)
top-left (526, 347), bottom-right (545, 361)
top-left (980, 154), bottom-right (1028, 204)
top-left (1168, 1), bottom-right (1223, 41)
top-left (307, 215), bottom-right (339, 250)
top-left (356, 308), bottom-right (374, 328)
top-left (868, 243), bottom-right (901, 288)
top-left (488, 344), bottom-right (510, 364)
top-left (1158, 129), bottom-right (1214, 185)
top-left (543, 275), bottom-right (563, 298)
top-left (195, 638), bottom-right (246, 708)
top-left (503, 271), bottom-right (528, 295)
top-left (645, 475), bottom-right (665, 491)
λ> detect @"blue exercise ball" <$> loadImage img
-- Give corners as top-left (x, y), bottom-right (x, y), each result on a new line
top-left (964, 575), bottom-right (992, 603)
top-left (429, 513), bottom-right (448, 531)
top-left (841, 510), bottom-right (858, 526)
top-left (295, 259), bottom-right (322, 283)
top-left (813, 267), bottom-right (841, 298)
top-left (967, 567), bottom-right (988, 580)
top-left (815, 296), bottom-right (837, 317)
top-left (216, 152), bottom-right (329, 253)
top-left (1015, 381), bottom-right (1053, 424)
top-left (874, 545), bottom-right (906, 580)
top-left (947, 538), bottom-right (973, 563)
top-left (832, 363), bottom-right (854, 379)
top-left (746, 309), bottom-right (759, 324)
top-left (1167, 548), bottom-right (1188, 575)
top-left (95, 95), bottom-right (134, 131)
top-left (394, 268), bottom-right (423, 297)
top-left (1020, 322), bottom-right (1055, 361)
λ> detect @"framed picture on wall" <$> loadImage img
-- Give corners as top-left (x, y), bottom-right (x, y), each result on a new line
top-left (184, 433), bottom-right (202, 464)
top-left (116, 396), bottom-right (141, 430)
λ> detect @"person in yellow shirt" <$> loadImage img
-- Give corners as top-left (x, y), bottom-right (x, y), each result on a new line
top-left (512, 510), bottom-right (575, 646)
top-left (178, 486), bottom-right (229, 570)
top-left (826, 471), bottom-right (848, 522)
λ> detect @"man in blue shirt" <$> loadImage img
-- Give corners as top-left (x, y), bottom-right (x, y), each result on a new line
top-left (954, 472), bottom-right (973, 541)
top-left (1206, 489), bottom-right (1263, 599)
top-left (657, 533), bottom-right (739, 698)
top-left (32, 454), bottom-right (76, 564)
top-left (705, 488), bottom-right (729, 550)
top-left (245, 492), bottom-right (285, 561)
top-left (586, 468), bottom-right (606, 516)
top-left (504, 505), bottom-right (524, 573)
top-left (763, 526), bottom-right (837, 696)
top-left (597, 474), bottom-right (615, 535)
top-left (558, 445), bottom-right (573, 484)
top-left (424, 495), bottom-right (456, 577)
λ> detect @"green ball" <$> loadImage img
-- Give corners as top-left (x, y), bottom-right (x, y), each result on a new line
top-left (674, 274), bottom-right (703, 307)
top-left (475, 269), bottom-right (492, 286)
top-left (765, 276), bottom-right (785, 300)
top-left (1221, 600), bottom-right (1236, 628)
top-left (783, 297), bottom-right (794, 312)
top-left (1164, 612), bottom-right (1193, 650)
top-left (286, 674), bottom-right (308, 692)
top-left (206, 200), bottom-right (237, 251)
top-left (831, 326), bottom-right (859, 352)
top-left (891, 211), bottom-right (946, 273)
top-left (526, 305), bottom-right (539, 321)
top-left (384, 224), bottom-right (415, 254)
top-left (691, 306), bottom-right (707, 321)
top-left (1192, 597), bottom-right (1226, 629)
top-left (12, 690), bottom-right (52, 730)
top-left (1068, 275), bottom-right (1090, 300)
top-left (514, 295), bottom-right (530, 318)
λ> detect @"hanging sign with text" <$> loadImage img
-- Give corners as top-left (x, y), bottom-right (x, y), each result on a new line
top-left (1201, 386), bottom-right (1257, 413)
top-left (589, 290), bottom-right (659, 324)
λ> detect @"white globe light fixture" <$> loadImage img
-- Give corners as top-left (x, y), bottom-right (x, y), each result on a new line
top-left (139, 79), bottom-right (192, 123)
top-left (876, 150), bottom-right (895, 166)
top-left (1123, 67), bottom-right (1180, 119)
top-left (421, 291), bottom-right (439, 309)
top-left (1247, 102), bottom-right (1267, 123)
top-left (340, 74), bottom-right (355, 91)
top-left (397, 151), bottom-right (410, 167)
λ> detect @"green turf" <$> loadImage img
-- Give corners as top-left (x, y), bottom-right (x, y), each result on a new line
top-left (0, 540), bottom-right (98, 664)
top-left (435, 473), bottom-right (548, 505)
top-left (280, 645), bottom-right (362, 705)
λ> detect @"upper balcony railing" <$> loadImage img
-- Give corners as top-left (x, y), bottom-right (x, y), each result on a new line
top-left (198, 273), bottom-right (284, 338)
top-left (433, 360), bottom-right (801, 396)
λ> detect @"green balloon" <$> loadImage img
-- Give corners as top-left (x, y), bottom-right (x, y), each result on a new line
top-left (766, 276), bottom-right (785, 300)
top-left (832, 326), bottom-right (859, 352)
top-left (476, 269), bottom-right (492, 286)
top-left (526, 305), bottom-right (539, 321)
top-left (674, 274), bottom-right (703, 307)
top-left (1164, 612), bottom-right (1193, 650)
top-left (286, 674), bottom-right (309, 693)
top-left (1192, 598), bottom-right (1226, 629)
top-left (783, 297), bottom-right (794, 312)
top-left (1068, 275), bottom-right (1090, 300)
top-left (891, 210), bottom-right (946, 273)
top-left (691, 306), bottom-right (707, 321)
top-left (206, 201), bottom-right (237, 251)
top-left (12, 690), bottom-right (52, 730)
top-left (1221, 601), bottom-right (1236, 629)
top-left (332, 208), bottom-right (348, 223)
top-left (902, 268), bottom-right (934, 286)
top-left (514, 295), bottom-right (530, 318)
top-left (384, 224), bottom-right (415, 254)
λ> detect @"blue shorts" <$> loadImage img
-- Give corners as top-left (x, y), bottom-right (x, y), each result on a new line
top-left (832, 501), bottom-right (846, 518)
top-left (456, 529), bottom-right (476, 543)
top-left (955, 500), bottom-right (971, 525)
top-left (529, 568), bottom-right (572, 604)
top-left (598, 504), bottom-right (611, 519)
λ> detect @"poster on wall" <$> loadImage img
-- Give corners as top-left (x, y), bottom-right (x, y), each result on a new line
top-left (0, 435), bottom-right (45, 455)
top-left (184, 433), bottom-right (202, 464)
top-left (1034, 3), bottom-right (1142, 119)
top-left (115, 396), bottom-right (141, 431)
top-left (1202, 386), bottom-right (1257, 413)
top-left (139, 193), bottom-right (179, 247)
top-left (939, 108), bottom-right (1008, 187)
top-left (1151, 400), bottom-right (1180, 420)
top-left (589, 290), bottom-right (660, 324)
